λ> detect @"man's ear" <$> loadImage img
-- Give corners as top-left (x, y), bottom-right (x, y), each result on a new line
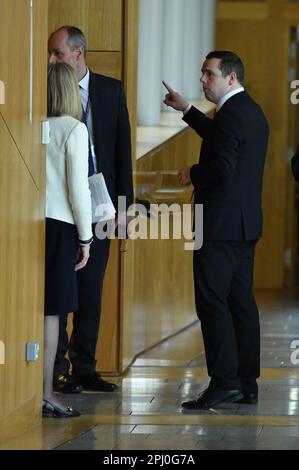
top-left (76, 46), bottom-right (84, 61)
top-left (229, 71), bottom-right (237, 85)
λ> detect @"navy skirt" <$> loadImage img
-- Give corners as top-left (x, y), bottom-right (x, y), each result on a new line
top-left (44, 218), bottom-right (78, 316)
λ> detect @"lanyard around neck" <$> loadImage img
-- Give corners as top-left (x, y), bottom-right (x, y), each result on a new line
top-left (82, 97), bottom-right (90, 125)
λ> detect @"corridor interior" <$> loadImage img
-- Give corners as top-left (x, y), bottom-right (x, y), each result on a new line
top-left (1, 291), bottom-right (299, 451)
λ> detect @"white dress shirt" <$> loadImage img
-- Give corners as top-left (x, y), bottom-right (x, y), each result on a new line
top-left (183, 86), bottom-right (245, 115)
top-left (215, 87), bottom-right (244, 112)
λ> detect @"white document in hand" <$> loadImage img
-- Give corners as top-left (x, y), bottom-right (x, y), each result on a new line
top-left (88, 172), bottom-right (116, 223)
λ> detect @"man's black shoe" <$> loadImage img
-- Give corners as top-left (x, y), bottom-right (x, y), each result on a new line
top-left (182, 387), bottom-right (243, 410)
top-left (53, 374), bottom-right (83, 394)
top-left (235, 393), bottom-right (258, 404)
top-left (76, 372), bottom-right (118, 392)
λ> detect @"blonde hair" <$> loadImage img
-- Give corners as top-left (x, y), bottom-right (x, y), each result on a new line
top-left (47, 63), bottom-right (82, 120)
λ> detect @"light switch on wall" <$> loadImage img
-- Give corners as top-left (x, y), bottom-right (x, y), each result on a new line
top-left (26, 342), bottom-right (40, 362)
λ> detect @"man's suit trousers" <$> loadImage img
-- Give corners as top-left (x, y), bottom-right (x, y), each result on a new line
top-left (193, 240), bottom-right (260, 392)
top-left (54, 228), bottom-right (110, 377)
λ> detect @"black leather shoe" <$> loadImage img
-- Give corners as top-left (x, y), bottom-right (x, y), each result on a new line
top-left (76, 372), bottom-right (118, 392)
top-left (182, 388), bottom-right (243, 410)
top-left (43, 399), bottom-right (80, 418)
top-left (53, 374), bottom-right (83, 394)
top-left (235, 393), bottom-right (258, 404)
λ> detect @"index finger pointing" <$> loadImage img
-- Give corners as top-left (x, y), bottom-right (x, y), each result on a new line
top-left (162, 80), bottom-right (174, 93)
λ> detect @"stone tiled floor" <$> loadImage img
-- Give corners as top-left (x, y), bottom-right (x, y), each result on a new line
top-left (48, 291), bottom-right (299, 451)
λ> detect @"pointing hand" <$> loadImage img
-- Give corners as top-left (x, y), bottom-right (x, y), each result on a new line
top-left (162, 81), bottom-right (189, 112)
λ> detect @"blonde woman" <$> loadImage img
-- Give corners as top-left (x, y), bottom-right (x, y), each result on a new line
top-left (43, 63), bottom-right (92, 417)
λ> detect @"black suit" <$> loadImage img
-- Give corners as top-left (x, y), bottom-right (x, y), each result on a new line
top-left (183, 91), bottom-right (269, 392)
top-left (55, 71), bottom-right (133, 377)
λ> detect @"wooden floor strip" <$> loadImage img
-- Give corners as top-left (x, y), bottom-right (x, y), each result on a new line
top-left (125, 367), bottom-right (299, 380)
top-left (76, 414), bottom-right (299, 426)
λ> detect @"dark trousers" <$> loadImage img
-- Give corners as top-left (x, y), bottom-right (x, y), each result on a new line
top-left (54, 229), bottom-right (110, 377)
top-left (193, 240), bottom-right (260, 393)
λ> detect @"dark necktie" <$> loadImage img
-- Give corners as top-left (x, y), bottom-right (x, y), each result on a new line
top-left (81, 97), bottom-right (95, 176)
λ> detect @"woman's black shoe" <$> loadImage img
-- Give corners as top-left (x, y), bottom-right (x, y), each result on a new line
top-left (42, 399), bottom-right (81, 418)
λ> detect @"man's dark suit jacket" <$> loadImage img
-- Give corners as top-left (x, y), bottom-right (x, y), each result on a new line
top-left (291, 146), bottom-right (299, 182)
top-left (89, 71), bottom-right (134, 209)
top-left (183, 91), bottom-right (269, 241)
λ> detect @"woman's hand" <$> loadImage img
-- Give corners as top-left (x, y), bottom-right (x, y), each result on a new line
top-left (75, 244), bottom-right (90, 271)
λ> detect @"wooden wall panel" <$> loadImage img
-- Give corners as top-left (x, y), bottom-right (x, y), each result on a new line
top-left (123, 0), bottom-right (138, 159)
top-left (32, 0), bottom-right (49, 191)
top-left (215, 0), bottom-right (291, 289)
top-left (86, 52), bottom-right (122, 79)
top-left (0, 117), bottom-right (44, 436)
top-left (117, 0), bottom-right (138, 371)
top-left (48, 0), bottom-right (123, 51)
top-left (0, 0), bottom-right (47, 188)
top-left (0, 116), bottom-right (42, 416)
top-left (217, 1), bottom-right (268, 19)
top-left (0, 0), bottom-right (47, 444)
top-left (0, 1), bottom-right (30, 174)
top-left (120, 238), bottom-right (135, 371)
top-left (87, 0), bottom-right (123, 51)
top-left (123, 225), bottom-right (196, 368)
top-left (120, 128), bottom-right (200, 369)
top-left (97, 239), bottom-right (121, 373)
top-left (137, 129), bottom-right (201, 173)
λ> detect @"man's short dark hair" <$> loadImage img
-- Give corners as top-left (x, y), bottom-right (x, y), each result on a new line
top-left (206, 51), bottom-right (244, 85)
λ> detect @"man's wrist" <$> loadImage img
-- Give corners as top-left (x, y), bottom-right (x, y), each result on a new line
top-left (183, 103), bottom-right (191, 115)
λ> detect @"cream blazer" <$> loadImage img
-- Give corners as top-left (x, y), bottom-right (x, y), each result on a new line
top-left (46, 116), bottom-right (92, 241)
